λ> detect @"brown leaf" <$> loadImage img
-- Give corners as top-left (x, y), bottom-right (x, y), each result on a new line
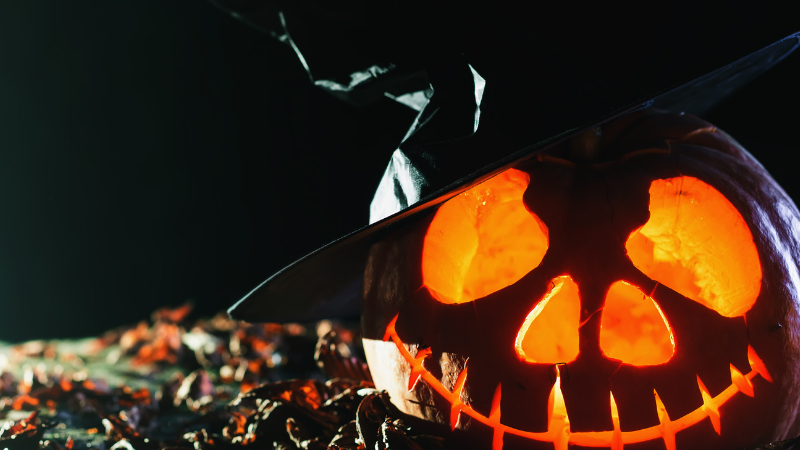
top-left (355, 391), bottom-right (391, 450)
top-left (174, 370), bottom-right (215, 410)
top-left (11, 394), bottom-right (40, 411)
top-left (152, 302), bottom-right (194, 324)
top-left (285, 418), bottom-right (326, 450)
top-left (103, 415), bottom-right (139, 441)
top-left (222, 412), bottom-right (248, 440)
top-left (156, 372), bottom-right (185, 409)
top-left (314, 331), bottom-right (372, 383)
top-left (233, 380), bottom-right (326, 412)
top-left (377, 419), bottom-right (424, 450)
top-left (327, 421), bottom-right (360, 450)
top-left (0, 410), bottom-right (54, 448)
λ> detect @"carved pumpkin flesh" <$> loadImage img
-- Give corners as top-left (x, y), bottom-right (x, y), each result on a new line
top-left (361, 111), bottom-right (800, 450)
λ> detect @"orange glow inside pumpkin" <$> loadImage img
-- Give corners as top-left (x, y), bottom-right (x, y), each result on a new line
top-left (600, 281), bottom-right (674, 365)
top-left (422, 169), bottom-right (548, 304)
top-left (515, 276), bottom-right (580, 363)
top-left (384, 314), bottom-right (773, 449)
top-left (625, 176), bottom-right (761, 317)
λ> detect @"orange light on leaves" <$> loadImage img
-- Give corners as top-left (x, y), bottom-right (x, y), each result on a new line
top-left (515, 276), bottom-right (581, 363)
top-left (626, 176), bottom-right (761, 317)
top-left (600, 281), bottom-right (674, 365)
top-left (423, 169), bottom-right (548, 304)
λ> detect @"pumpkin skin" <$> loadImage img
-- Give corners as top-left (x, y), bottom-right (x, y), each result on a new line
top-left (361, 110), bottom-right (800, 450)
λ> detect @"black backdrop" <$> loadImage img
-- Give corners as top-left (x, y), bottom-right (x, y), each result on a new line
top-left (0, 2), bottom-right (797, 341)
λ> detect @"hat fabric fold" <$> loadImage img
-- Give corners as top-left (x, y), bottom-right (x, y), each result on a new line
top-left (224, 2), bottom-right (800, 322)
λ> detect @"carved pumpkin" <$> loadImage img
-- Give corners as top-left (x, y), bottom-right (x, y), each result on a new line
top-left (361, 110), bottom-right (800, 450)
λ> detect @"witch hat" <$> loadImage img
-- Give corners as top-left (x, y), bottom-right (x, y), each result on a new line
top-left (214, 0), bottom-right (800, 323)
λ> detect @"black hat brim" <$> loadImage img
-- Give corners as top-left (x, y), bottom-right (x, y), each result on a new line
top-left (229, 30), bottom-right (800, 324)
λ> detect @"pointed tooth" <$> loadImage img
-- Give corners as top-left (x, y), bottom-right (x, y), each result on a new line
top-left (383, 315), bottom-right (398, 342)
top-left (548, 366), bottom-right (568, 430)
top-left (408, 367), bottom-right (423, 391)
top-left (730, 364), bottom-right (754, 397)
top-left (654, 390), bottom-right (676, 450)
top-left (548, 372), bottom-right (571, 447)
top-left (450, 366), bottom-right (468, 430)
top-left (490, 384), bottom-right (502, 422)
top-left (492, 429), bottom-right (504, 450)
top-left (610, 429), bottom-right (623, 450)
top-left (553, 431), bottom-right (570, 450)
top-left (609, 392), bottom-right (620, 426)
top-left (547, 379), bottom-right (555, 426)
top-left (490, 384), bottom-right (504, 450)
top-left (449, 405), bottom-right (460, 431)
top-left (697, 375), bottom-right (721, 435)
top-left (407, 348), bottom-right (431, 391)
top-left (748, 345), bottom-right (773, 382)
top-left (548, 376), bottom-right (563, 431)
top-left (610, 393), bottom-right (623, 450)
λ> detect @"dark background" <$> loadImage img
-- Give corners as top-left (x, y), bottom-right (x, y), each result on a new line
top-left (0, 2), bottom-right (797, 342)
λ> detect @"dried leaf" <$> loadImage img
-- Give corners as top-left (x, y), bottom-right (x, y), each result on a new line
top-left (327, 421), bottom-right (360, 450)
top-left (355, 391), bottom-right (391, 450)
top-left (152, 302), bottom-right (193, 324)
top-left (0, 410), bottom-right (54, 450)
top-left (285, 417), bottom-right (326, 450)
top-left (377, 419), bottom-right (424, 450)
top-left (315, 331), bottom-right (372, 383)
top-left (174, 370), bottom-right (215, 411)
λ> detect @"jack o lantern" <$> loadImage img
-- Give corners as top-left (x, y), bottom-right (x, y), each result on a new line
top-left (361, 110), bottom-right (800, 450)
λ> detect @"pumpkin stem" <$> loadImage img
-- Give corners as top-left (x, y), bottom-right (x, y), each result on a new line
top-left (568, 127), bottom-right (602, 163)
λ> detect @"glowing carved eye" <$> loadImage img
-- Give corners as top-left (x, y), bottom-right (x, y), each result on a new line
top-left (626, 176), bottom-right (762, 317)
top-left (422, 169), bottom-right (548, 304)
top-left (600, 281), bottom-right (674, 365)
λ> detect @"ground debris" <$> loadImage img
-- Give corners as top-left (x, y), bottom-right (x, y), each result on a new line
top-left (0, 411), bottom-right (57, 450)
top-left (0, 307), bottom-right (378, 450)
top-left (3, 305), bottom-right (796, 450)
top-left (314, 331), bottom-right (372, 383)
top-left (212, 379), bottom-right (446, 450)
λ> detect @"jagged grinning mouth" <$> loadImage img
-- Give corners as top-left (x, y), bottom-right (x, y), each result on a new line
top-left (383, 315), bottom-right (773, 450)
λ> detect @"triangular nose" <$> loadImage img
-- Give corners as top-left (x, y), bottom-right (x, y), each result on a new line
top-left (600, 281), bottom-right (674, 365)
top-left (515, 276), bottom-right (581, 363)
top-left (515, 277), bottom-right (674, 366)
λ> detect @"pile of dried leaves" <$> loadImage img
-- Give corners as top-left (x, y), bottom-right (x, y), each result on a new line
top-left (2, 305), bottom-right (797, 450)
top-left (0, 305), bottom-right (443, 450)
